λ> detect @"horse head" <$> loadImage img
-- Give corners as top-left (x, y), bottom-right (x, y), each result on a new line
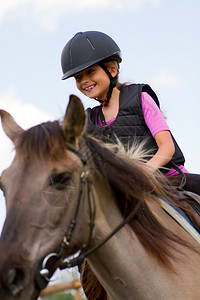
top-left (0, 95), bottom-right (88, 299)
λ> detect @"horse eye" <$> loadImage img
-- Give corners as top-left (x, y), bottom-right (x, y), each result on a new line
top-left (49, 172), bottom-right (71, 190)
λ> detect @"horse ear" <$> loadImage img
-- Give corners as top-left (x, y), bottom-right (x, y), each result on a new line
top-left (62, 95), bottom-right (86, 145)
top-left (0, 109), bottom-right (24, 144)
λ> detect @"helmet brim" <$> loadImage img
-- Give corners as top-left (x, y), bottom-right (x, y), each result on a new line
top-left (61, 52), bottom-right (121, 80)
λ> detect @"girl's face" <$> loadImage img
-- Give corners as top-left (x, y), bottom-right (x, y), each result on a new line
top-left (74, 64), bottom-right (110, 100)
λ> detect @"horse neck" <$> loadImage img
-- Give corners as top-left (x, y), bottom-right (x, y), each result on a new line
top-left (86, 171), bottom-right (144, 298)
top-left (86, 180), bottom-right (200, 300)
top-left (80, 141), bottom-right (200, 299)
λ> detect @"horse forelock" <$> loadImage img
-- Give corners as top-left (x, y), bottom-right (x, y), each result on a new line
top-left (16, 120), bottom-right (67, 162)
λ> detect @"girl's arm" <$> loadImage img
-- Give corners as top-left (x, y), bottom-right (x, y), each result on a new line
top-left (141, 92), bottom-right (175, 173)
top-left (145, 130), bottom-right (175, 173)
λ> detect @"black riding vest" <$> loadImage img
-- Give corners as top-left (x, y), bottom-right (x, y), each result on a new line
top-left (86, 84), bottom-right (185, 170)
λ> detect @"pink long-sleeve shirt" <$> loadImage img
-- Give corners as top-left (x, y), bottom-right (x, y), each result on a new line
top-left (97, 92), bottom-right (188, 176)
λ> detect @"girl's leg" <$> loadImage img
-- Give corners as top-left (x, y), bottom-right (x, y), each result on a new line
top-left (183, 173), bottom-right (200, 195)
top-left (168, 173), bottom-right (200, 196)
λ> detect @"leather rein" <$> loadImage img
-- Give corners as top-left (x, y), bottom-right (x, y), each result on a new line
top-left (35, 144), bottom-right (141, 290)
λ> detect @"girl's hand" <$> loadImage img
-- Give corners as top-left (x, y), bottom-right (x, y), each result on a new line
top-left (145, 130), bottom-right (175, 173)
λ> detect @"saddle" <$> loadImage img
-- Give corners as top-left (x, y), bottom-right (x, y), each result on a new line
top-left (159, 190), bottom-right (200, 245)
top-left (177, 190), bottom-right (200, 232)
top-left (165, 164), bottom-right (200, 235)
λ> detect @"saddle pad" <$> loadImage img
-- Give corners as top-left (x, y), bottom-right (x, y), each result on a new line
top-left (158, 198), bottom-right (200, 246)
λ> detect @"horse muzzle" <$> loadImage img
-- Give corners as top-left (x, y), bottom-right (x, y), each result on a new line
top-left (0, 244), bottom-right (39, 300)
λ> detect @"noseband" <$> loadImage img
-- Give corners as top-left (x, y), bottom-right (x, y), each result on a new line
top-left (35, 144), bottom-right (141, 290)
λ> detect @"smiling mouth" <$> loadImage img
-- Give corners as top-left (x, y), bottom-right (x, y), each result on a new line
top-left (84, 84), bottom-right (96, 92)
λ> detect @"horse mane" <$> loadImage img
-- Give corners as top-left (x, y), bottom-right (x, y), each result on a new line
top-left (84, 135), bottom-right (189, 268)
top-left (82, 135), bottom-right (193, 300)
top-left (16, 121), bottom-right (67, 163)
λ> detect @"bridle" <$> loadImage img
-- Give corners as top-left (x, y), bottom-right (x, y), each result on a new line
top-left (35, 144), bottom-right (141, 290)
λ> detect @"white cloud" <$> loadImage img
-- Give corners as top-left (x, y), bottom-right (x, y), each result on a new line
top-left (0, 0), bottom-right (161, 32)
top-left (0, 87), bottom-right (53, 129)
top-left (150, 70), bottom-right (181, 89)
top-left (0, 87), bottom-right (52, 173)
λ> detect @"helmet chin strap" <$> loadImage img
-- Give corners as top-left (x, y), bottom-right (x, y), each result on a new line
top-left (94, 62), bottom-right (117, 107)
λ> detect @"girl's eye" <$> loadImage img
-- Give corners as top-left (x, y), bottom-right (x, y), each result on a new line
top-left (49, 172), bottom-right (71, 190)
top-left (88, 69), bottom-right (94, 74)
top-left (75, 75), bottom-right (81, 81)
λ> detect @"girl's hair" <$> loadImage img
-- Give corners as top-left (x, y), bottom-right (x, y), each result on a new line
top-left (104, 60), bottom-right (167, 119)
top-left (103, 60), bottom-right (129, 90)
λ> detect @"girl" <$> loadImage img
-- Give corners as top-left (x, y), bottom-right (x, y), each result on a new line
top-left (61, 31), bottom-right (200, 194)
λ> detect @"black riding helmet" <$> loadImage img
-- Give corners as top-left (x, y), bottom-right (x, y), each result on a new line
top-left (61, 31), bottom-right (122, 106)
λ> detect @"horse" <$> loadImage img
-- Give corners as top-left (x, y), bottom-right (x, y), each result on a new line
top-left (0, 95), bottom-right (200, 300)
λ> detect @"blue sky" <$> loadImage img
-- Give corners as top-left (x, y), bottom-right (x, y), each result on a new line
top-left (0, 0), bottom-right (200, 233)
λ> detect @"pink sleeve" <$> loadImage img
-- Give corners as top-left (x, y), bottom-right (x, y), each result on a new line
top-left (141, 92), bottom-right (170, 137)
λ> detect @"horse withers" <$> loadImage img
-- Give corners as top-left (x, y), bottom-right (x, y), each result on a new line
top-left (0, 95), bottom-right (200, 300)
